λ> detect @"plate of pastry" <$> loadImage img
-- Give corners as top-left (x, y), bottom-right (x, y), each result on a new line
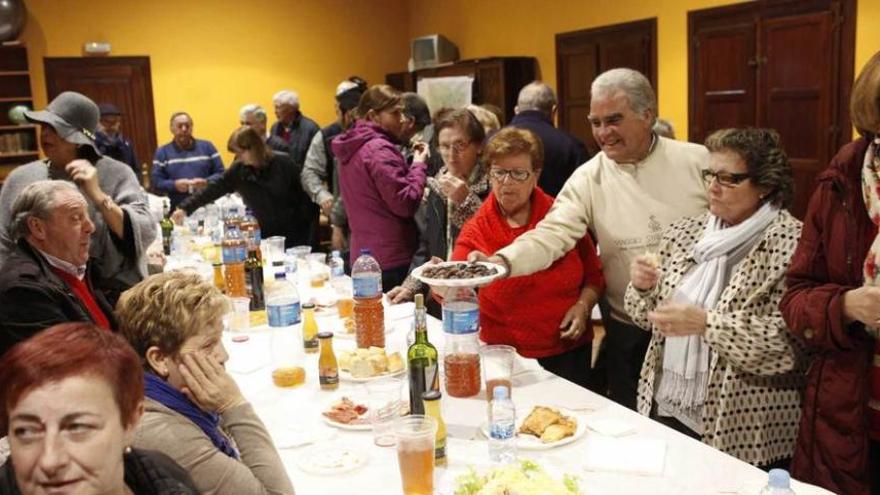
top-left (481, 405), bottom-right (587, 450)
top-left (337, 347), bottom-right (406, 382)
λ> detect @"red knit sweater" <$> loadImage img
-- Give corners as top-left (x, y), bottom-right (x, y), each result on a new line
top-left (451, 188), bottom-right (605, 358)
top-left (50, 267), bottom-right (111, 331)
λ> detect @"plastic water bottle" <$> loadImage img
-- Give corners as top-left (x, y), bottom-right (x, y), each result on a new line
top-left (759, 469), bottom-right (796, 494)
top-left (488, 385), bottom-right (516, 464)
top-left (351, 249), bottom-right (384, 348)
top-left (266, 272), bottom-right (301, 327)
top-left (329, 250), bottom-right (346, 278)
top-left (442, 287), bottom-right (481, 397)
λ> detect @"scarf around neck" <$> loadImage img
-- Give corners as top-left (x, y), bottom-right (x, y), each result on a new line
top-left (862, 137), bottom-right (880, 338)
top-left (656, 202), bottom-right (778, 418)
top-left (144, 372), bottom-right (239, 459)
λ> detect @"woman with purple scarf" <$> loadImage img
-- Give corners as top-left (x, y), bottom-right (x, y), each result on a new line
top-left (116, 271), bottom-right (294, 495)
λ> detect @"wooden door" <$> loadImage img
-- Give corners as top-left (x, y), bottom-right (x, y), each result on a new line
top-left (689, 6), bottom-right (757, 145)
top-left (556, 19), bottom-right (656, 155)
top-left (760, 11), bottom-right (834, 218)
top-left (44, 57), bottom-right (157, 177)
top-left (688, 0), bottom-right (855, 219)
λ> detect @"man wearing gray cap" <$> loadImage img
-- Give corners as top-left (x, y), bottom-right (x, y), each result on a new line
top-left (0, 91), bottom-right (156, 305)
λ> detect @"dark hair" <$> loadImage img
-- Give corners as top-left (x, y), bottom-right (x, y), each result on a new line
top-left (232, 125), bottom-right (273, 164)
top-left (484, 127), bottom-right (544, 171)
top-left (434, 108), bottom-right (485, 144)
top-left (704, 128), bottom-right (794, 208)
top-left (0, 323), bottom-right (144, 432)
top-left (356, 85), bottom-right (402, 120)
top-left (348, 76), bottom-right (368, 92)
top-left (402, 93), bottom-right (431, 131)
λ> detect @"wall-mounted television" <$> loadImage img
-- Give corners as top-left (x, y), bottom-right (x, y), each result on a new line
top-left (411, 34), bottom-right (459, 70)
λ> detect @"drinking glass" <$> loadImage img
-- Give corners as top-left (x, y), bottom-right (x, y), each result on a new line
top-left (366, 376), bottom-right (403, 447)
top-left (481, 345), bottom-right (515, 401)
top-left (394, 415), bottom-right (437, 495)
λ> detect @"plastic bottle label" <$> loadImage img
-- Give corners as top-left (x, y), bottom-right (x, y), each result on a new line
top-left (222, 246), bottom-right (247, 264)
top-left (267, 301), bottom-right (301, 327)
top-left (352, 275), bottom-right (380, 298)
top-left (442, 307), bottom-right (479, 334)
top-left (490, 420), bottom-right (515, 440)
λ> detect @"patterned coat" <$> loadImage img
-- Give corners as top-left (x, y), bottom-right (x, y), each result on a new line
top-left (624, 210), bottom-right (808, 466)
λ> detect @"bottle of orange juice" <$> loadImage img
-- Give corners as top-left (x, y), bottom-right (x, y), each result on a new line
top-left (317, 332), bottom-right (339, 390)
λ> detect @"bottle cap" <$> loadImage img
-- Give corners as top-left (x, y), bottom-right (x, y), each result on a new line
top-left (332, 250), bottom-right (340, 257)
top-left (274, 272), bottom-right (286, 280)
top-left (302, 302), bottom-right (315, 309)
top-left (768, 469), bottom-right (790, 488)
top-left (317, 331), bottom-right (333, 339)
top-left (360, 248), bottom-right (371, 255)
top-left (415, 293), bottom-right (424, 308)
top-left (492, 386), bottom-right (509, 400)
top-left (212, 262), bottom-right (222, 267)
top-left (422, 390), bottom-right (441, 401)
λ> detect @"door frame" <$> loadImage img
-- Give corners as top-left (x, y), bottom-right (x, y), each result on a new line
top-left (555, 18), bottom-right (657, 145)
top-left (43, 56), bottom-right (158, 169)
top-left (687, 0), bottom-right (856, 151)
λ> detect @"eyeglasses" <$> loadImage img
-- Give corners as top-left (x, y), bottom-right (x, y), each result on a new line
top-left (438, 141), bottom-right (471, 155)
top-left (701, 169), bottom-right (751, 187)
top-left (489, 168), bottom-right (532, 182)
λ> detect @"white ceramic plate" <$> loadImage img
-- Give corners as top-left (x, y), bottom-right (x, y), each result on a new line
top-left (411, 261), bottom-right (506, 288)
top-left (296, 444), bottom-right (369, 475)
top-left (480, 406), bottom-right (587, 450)
top-left (338, 367), bottom-right (406, 382)
top-left (320, 396), bottom-right (372, 431)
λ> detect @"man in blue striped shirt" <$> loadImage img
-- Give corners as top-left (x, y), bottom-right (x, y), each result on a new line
top-left (151, 112), bottom-right (225, 209)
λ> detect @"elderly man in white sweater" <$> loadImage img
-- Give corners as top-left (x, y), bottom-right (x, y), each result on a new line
top-left (473, 68), bottom-right (709, 410)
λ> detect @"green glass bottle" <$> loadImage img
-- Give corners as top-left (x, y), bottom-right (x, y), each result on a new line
top-left (407, 294), bottom-right (439, 415)
top-left (160, 202), bottom-right (174, 255)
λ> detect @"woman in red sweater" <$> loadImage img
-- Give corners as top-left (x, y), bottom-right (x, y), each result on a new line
top-left (452, 127), bottom-right (605, 387)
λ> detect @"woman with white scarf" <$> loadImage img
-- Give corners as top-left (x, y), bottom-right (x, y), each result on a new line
top-left (624, 128), bottom-right (807, 470)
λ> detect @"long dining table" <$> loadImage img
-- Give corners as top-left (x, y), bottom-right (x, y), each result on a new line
top-left (223, 299), bottom-right (832, 495)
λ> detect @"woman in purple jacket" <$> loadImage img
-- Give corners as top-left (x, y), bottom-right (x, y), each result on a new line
top-left (333, 85), bottom-right (429, 290)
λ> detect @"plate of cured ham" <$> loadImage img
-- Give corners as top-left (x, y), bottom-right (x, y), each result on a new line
top-left (321, 396), bottom-right (371, 431)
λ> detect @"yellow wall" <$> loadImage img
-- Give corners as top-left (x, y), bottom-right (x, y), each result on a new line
top-left (20, 0), bottom-right (410, 164)
top-left (407, 0), bottom-right (880, 141)
top-left (18, 0), bottom-right (880, 157)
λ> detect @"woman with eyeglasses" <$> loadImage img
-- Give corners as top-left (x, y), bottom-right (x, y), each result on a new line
top-left (450, 127), bottom-right (605, 387)
top-left (171, 125), bottom-right (310, 248)
top-left (624, 127), bottom-right (806, 469)
top-left (387, 109), bottom-right (490, 311)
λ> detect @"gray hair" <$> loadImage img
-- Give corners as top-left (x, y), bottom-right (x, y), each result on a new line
top-left (9, 180), bottom-right (82, 242)
top-left (239, 103), bottom-right (267, 123)
top-left (590, 68), bottom-right (657, 116)
top-left (653, 118), bottom-right (676, 139)
top-left (516, 81), bottom-right (557, 116)
top-left (272, 90), bottom-right (300, 108)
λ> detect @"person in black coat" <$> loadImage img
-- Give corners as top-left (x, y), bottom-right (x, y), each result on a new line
top-left (0, 181), bottom-right (115, 358)
top-left (510, 81), bottom-right (591, 197)
top-left (172, 126), bottom-right (310, 248)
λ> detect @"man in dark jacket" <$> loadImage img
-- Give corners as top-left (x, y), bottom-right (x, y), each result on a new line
top-left (0, 180), bottom-right (114, 357)
top-left (95, 103), bottom-right (139, 179)
top-left (510, 81), bottom-right (590, 197)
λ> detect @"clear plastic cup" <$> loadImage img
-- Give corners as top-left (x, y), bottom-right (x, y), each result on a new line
top-left (265, 236), bottom-right (286, 262)
top-left (481, 345), bottom-right (516, 401)
top-left (366, 377), bottom-right (403, 447)
top-left (394, 415), bottom-right (437, 495)
top-left (229, 297), bottom-right (250, 332)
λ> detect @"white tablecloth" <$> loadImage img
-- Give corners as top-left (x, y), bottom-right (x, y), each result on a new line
top-left (225, 304), bottom-right (833, 495)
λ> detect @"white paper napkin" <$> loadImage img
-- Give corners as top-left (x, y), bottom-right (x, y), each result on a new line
top-left (583, 436), bottom-right (666, 476)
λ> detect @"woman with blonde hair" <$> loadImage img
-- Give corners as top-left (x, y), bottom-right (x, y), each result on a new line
top-left (117, 271), bottom-right (294, 495)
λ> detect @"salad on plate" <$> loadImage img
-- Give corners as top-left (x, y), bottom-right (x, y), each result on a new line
top-left (453, 460), bottom-right (582, 495)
